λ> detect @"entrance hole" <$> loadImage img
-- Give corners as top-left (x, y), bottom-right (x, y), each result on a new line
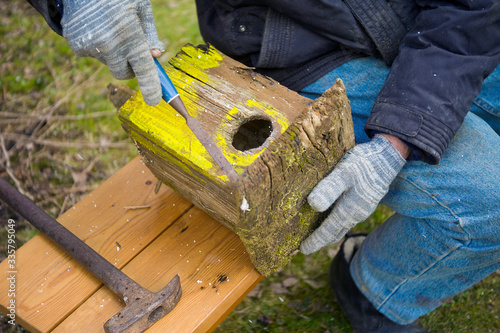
top-left (232, 118), bottom-right (273, 151)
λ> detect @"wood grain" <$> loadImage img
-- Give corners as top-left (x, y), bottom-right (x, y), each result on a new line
top-left (119, 44), bottom-right (355, 275)
top-left (53, 206), bottom-right (262, 332)
top-left (0, 156), bottom-right (262, 332)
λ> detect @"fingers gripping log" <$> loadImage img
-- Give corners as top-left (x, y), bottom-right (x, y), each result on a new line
top-left (0, 178), bottom-right (182, 333)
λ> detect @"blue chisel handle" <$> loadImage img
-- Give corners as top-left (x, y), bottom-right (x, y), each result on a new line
top-left (154, 58), bottom-right (180, 104)
top-left (153, 58), bottom-right (240, 186)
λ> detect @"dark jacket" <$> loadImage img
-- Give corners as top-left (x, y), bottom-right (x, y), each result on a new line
top-left (28, 0), bottom-right (63, 35)
top-left (30, 0), bottom-right (500, 164)
top-left (195, 0), bottom-right (500, 164)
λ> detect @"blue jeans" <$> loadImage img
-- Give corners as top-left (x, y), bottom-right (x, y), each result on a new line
top-left (301, 58), bottom-right (500, 324)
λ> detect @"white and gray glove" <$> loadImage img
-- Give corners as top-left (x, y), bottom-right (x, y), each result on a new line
top-left (61, 0), bottom-right (165, 106)
top-left (300, 134), bottom-right (406, 254)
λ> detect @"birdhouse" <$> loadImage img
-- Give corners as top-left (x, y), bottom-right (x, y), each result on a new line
top-left (118, 44), bottom-right (354, 275)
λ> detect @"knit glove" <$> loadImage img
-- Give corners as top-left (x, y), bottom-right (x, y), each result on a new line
top-left (300, 135), bottom-right (406, 254)
top-left (61, 0), bottom-right (165, 106)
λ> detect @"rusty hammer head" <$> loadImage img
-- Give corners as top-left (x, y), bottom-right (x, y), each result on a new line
top-left (104, 274), bottom-right (182, 333)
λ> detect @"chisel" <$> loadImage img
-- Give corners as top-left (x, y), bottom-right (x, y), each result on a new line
top-left (154, 58), bottom-right (239, 186)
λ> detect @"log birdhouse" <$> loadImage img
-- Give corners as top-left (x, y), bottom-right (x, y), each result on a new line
top-left (119, 44), bottom-right (355, 275)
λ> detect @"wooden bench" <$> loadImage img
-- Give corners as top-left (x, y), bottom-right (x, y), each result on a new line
top-left (0, 156), bottom-right (263, 332)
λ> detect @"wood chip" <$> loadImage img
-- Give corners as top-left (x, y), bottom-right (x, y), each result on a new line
top-left (123, 205), bottom-right (151, 210)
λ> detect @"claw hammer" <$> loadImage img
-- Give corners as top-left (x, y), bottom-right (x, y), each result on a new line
top-left (0, 178), bottom-right (181, 333)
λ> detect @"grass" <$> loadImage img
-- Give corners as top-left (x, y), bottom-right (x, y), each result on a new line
top-left (0, 1), bottom-right (499, 332)
top-left (217, 209), bottom-right (500, 333)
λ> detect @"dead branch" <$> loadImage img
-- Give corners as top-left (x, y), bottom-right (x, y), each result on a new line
top-left (0, 135), bottom-right (34, 200)
top-left (0, 110), bottom-right (117, 125)
top-left (1, 133), bottom-right (131, 149)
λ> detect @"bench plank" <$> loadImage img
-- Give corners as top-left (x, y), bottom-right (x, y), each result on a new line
top-left (54, 206), bottom-right (262, 332)
top-left (0, 156), bottom-right (263, 332)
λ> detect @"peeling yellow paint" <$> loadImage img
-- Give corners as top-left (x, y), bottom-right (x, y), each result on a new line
top-left (168, 44), bottom-right (224, 87)
top-left (121, 45), bottom-right (228, 182)
top-left (180, 44), bottom-right (224, 70)
top-left (245, 99), bottom-right (290, 134)
top-left (119, 44), bottom-right (291, 183)
top-left (213, 101), bottom-right (291, 168)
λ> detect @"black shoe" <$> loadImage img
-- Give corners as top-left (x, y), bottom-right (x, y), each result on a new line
top-left (329, 233), bottom-right (427, 333)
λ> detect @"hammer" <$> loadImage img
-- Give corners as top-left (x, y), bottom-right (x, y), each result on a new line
top-left (0, 178), bottom-right (181, 333)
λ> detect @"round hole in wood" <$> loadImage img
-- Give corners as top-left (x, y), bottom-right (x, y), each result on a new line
top-left (232, 118), bottom-right (273, 151)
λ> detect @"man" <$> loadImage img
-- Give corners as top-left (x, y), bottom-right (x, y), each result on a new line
top-left (29, 0), bottom-right (500, 331)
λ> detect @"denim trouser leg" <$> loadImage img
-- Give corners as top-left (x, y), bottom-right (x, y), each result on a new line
top-left (301, 58), bottom-right (500, 324)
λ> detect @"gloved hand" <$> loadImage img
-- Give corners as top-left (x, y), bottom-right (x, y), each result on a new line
top-left (61, 0), bottom-right (165, 106)
top-left (300, 134), bottom-right (407, 254)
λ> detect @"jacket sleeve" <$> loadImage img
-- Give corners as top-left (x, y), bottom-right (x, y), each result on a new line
top-left (364, 0), bottom-right (500, 164)
top-left (27, 0), bottom-right (63, 36)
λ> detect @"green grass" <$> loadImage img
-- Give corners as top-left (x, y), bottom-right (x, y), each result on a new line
top-left (1, 1), bottom-right (499, 332)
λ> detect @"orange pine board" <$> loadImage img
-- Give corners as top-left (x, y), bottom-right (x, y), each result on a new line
top-left (54, 206), bottom-right (263, 332)
top-left (0, 156), bottom-right (263, 332)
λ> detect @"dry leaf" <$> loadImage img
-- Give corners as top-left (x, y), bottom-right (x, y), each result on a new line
top-left (269, 282), bottom-right (291, 294)
top-left (282, 276), bottom-right (299, 288)
top-left (327, 247), bottom-right (339, 259)
top-left (304, 279), bottom-right (326, 289)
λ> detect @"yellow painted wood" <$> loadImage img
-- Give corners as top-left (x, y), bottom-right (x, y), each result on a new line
top-left (0, 156), bottom-right (262, 332)
top-left (119, 44), bottom-right (306, 184)
top-left (118, 44), bottom-right (354, 275)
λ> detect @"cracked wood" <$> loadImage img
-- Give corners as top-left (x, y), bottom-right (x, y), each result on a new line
top-left (118, 44), bottom-right (355, 275)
